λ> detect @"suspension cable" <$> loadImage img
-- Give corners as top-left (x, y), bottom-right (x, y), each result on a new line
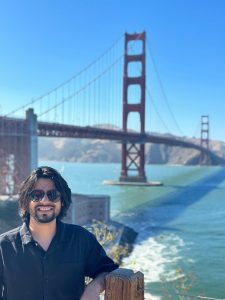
top-left (146, 38), bottom-right (184, 137)
top-left (146, 87), bottom-right (171, 133)
top-left (4, 34), bottom-right (124, 117)
top-left (38, 55), bottom-right (123, 118)
top-left (126, 36), bottom-right (171, 133)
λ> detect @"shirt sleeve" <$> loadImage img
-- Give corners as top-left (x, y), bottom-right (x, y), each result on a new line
top-left (84, 233), bottom-right (118, 278)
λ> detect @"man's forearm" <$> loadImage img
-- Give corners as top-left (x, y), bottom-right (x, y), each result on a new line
top-left (80, 272), bottom-right (108, 300)
top-left (90, 272), bottom-right (108, 293)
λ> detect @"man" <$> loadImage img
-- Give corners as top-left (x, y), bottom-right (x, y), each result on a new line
top-left (0, 166), bottom-right (118, 300)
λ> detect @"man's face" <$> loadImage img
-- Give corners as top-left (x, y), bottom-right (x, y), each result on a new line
top-left (28, 178), bottom-right (62, 224)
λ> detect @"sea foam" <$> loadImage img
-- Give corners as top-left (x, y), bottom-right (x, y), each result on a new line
top-left (121, 232), bottom-right (185, 299)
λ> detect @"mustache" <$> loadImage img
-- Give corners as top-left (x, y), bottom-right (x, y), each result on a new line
top-left (35, 204), bottom-right (55, 208)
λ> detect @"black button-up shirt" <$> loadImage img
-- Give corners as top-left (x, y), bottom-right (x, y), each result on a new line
top-left (0, 220), bottom-right (118, 300)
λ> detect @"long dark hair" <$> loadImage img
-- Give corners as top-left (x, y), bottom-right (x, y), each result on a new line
top-left (18, 166), bottom-right (72, 223)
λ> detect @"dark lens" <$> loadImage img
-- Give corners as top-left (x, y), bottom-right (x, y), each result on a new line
top-left (30, 190), bottom-right (44, 202)
top-left (47, 190), bottom-right (60, 202)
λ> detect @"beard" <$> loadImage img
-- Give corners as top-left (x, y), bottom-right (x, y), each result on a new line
top-left (29, 205), bottom-right (60, 224)
top-left (33, 212), bottom-right (57, 223)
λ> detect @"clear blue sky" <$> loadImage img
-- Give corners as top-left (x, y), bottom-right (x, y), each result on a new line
top-left (0, 0), bottom-right (225, 141)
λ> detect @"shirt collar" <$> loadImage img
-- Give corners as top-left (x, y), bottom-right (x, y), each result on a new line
top-left (20, 222), bottom-right (33, 245)
top-left (20, 220), bottom-right (69, 245)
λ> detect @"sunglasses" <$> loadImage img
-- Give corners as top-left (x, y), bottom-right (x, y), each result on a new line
top-left (29, 189), bottom-right (61, 202)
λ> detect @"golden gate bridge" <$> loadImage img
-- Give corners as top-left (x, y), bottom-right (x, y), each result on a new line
top-left (0, 32), bottom-right (224, 194)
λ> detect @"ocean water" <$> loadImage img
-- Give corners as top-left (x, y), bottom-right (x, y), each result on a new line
top-left (40, 161), bottom-right (225, 299)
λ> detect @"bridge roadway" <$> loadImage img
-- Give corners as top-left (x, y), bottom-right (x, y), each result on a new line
top-left (38, 121), bottom-right (211, 155)
top-left (1, 117), bottom-right (224, 163)
top-left (39, 122), bottom-right (225, 165)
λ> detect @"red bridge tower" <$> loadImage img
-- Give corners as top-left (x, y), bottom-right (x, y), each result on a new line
top-left (200, 115), bottom-right (209, 164)
top-left (119, 32), bottom-right (147, 183)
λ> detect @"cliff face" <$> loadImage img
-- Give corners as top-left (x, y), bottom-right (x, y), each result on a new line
top-left (39, 136), bottom-right (225, 165)
top-left (39, 138), bottom-right (121, 163)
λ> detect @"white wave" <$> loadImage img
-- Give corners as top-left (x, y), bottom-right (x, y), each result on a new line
top-left (122, 233), bottom-right (185, 283)
top-left (144, 293), bottom-right (161, 300)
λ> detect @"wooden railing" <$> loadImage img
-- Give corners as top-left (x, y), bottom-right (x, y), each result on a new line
top-left (104, 268), bottom-right (144, 300)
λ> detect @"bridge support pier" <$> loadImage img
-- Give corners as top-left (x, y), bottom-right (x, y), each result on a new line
top-left (26, 108), bottom-right (38, 171)
top-left (120, 143), bottom-right (147, 183)
top-left (0, 109), bottom-right (38, 195)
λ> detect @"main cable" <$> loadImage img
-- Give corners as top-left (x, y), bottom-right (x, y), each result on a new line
top-left (147, 38), bottom-right (184, 137)
top-left (4, 34), bottom-right (124, 117)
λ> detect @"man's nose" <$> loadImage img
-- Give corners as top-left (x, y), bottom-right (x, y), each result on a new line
top-left (40, 193), bottom-right (49, 202)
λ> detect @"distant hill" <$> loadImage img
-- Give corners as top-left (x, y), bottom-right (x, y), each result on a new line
top-left (38, 132), bottom-right (225, 165)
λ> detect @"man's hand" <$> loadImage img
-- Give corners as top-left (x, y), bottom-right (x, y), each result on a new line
top-left (80, 272), bottom-right (108, 300)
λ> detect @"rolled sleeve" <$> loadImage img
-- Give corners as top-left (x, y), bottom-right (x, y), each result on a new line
top-left (85, 234), bottom-right (118, 278)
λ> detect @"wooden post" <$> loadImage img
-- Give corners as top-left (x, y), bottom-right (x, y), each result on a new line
top-left (104, 268), bottom-right (144, 300)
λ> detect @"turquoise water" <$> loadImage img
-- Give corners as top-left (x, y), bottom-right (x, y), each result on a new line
top-left (40, 161), bottom-right (225, 299)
